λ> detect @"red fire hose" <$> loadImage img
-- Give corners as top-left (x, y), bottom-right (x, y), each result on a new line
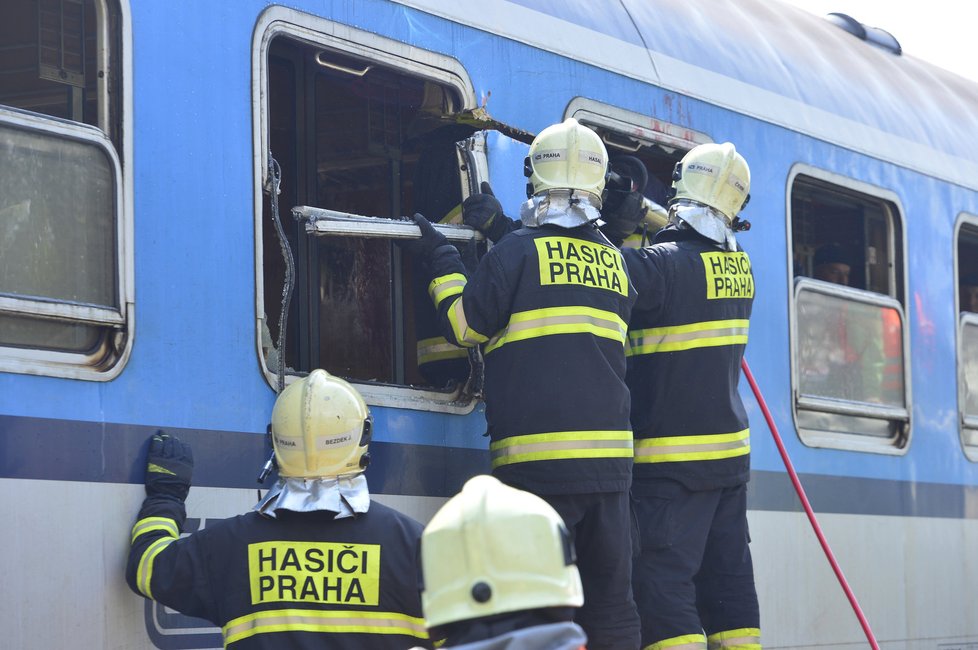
top-left (741, 358), bottom-right (880, 650)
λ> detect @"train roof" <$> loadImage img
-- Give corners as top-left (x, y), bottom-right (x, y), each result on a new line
top-left (395, 0), bottom-right (978, 187)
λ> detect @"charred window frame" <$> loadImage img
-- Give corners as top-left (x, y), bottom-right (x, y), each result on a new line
top-left (0, 0), bottom-right (131, 380)
top-left (788, 166), bottom-right (910, 453)
top-left (565, 97), bottom-right (713, 242)
top-left (253, 9), bottom-right (483, 412)
top-left (954, 214), bottom-right (978, 461)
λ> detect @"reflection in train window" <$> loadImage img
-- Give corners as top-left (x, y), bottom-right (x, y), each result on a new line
top-left (0, 0), bottom-right (129, 379)
top-left (260, 29), bottom-right (482, 406)
top-left (956, 217), bottom-right (978, 460)
top-left (789, 171), bottom-right (909, 452)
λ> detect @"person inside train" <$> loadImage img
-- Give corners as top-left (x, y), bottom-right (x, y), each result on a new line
top-left (402, 117), bottom-right (642, 649)
top-left (812, 242), bottom-right (852, 286)
top-left (960, 273), bottom-right (978, 313)
top-left (415, 474), bottom-right (587, 650)
top-left (125, 369), bottom-right (431, 649)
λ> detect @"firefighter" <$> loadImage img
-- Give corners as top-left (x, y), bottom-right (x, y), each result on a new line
top-left (618, 142), bottom-right (761, 650)
top-left (125, 369), bottom-right (431, 650)
top-left (416, 474), bottom-right (587, 649)
top-left (403, 118), bottom-right (641, 649)
top-left (409, 120), bottom-right (479, 388)
top-left (462, 154), bottom-right (668, 249)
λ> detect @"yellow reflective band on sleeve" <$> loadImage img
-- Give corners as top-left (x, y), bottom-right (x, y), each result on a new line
top-left (701, 251), bottom-right (753, 299)
top-left (484, 306), bottom-right (627, 354)
top-left (131, 516), bottom-right (179, 544)
top-left (223, 608), bottom-right (429, 645)
top-left (136, 535), bottom-right (178, 599)
top-left (417, 336), bottom-right (469, 364)
top-left (535, 236), bottom-right (629, 296)
top-left (707, 627), bottom-right (761, 650)
top-left (627, 319), bottom-right (748, 356)
top-left (490, 430), bottom-right (633, 468)
top-left (447, 298), bottom-right (488, 346)
top-left (634, 429), bottom-right (750, 463)
top-left (644, 633), bottom-right (707, 650)
top-left (438, 203), bottom-right (463, 225)
top-left (428, 274), bottom-right (467, 308)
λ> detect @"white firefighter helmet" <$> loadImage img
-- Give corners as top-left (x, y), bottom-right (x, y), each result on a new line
top-left (526, 118), bottom-right (608, 202)
top-left (669, 142), bottom-right (751, 249)
top-left (270, 369), bottom-right (372, 479)
top-left (420, 475), bottom-right (583, 630)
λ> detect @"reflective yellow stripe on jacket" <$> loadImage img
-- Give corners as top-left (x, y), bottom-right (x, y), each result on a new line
top-left (485, 306), bottom-right (628, 354)
top-left (428, 273), bottom-right (466, 308)
top-left (490, 430), bottom-right (634, 468)
top-left (417, 335), bottom-right (468, 364)
top-left (708, 628), bottom-right (761, 650)
top-left (627, 319), bottom-right (748, 356)
top-left (634, 429), bottom-right (750, 463)
top-left (223, 608), bottom-right (428, 646)
top-left (131, 516), bottom-right (180, 599)
top-left (644, 632), bottom-right (708, 650)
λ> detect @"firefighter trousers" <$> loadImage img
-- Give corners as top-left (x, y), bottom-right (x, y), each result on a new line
top-left (631, 479), bottom-right (760, 649)
top-left (545, 490), bottom-right (641, 650)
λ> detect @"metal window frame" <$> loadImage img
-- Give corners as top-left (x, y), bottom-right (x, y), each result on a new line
top-left (252, 6), bottom-right (482, 412)
top-left (0, 0), bottom-right (133, 383)
top-left (564, 97), bottom-right (712, 152)
top-left (786, 163), bottom-right (911, 454)
top-left (953, 212), bottom-right (978, 461)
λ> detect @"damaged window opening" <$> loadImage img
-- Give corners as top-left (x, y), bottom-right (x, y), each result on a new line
top-left (567, 99), bottom-right (713, 246)
top-left (261, 32), bottom-right (485, 405)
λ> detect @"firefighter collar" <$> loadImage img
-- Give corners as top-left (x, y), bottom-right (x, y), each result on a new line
top-left (253, 474), bottom-right (370, 519)
top-left (520, 189), bottom-right (601, 228)
top-left (669, 201), bottom-right (737, 251)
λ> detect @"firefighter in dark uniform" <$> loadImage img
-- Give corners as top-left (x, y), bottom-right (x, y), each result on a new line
top-left (126, 369), bottom-right (431, 650)
top-left (404, 118), bottom-right (641, 650)
top-left (615, 142), bottom-right (761, 650)
top-left (416, 474), bottom-right (587, 650)
top-left (409, 122), bottom-right (478, 388)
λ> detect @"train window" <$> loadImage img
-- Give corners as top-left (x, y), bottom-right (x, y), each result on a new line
top-left (955, 215), bottom-right (978, 461)
top-left (789, 168), bottom-right (909, 453)
top-left (0, 0), bottom-right (130, 380)
top-left (255, 13), bottom-right (482, 409)
top-left (566, 97), bottom-right (713, 245)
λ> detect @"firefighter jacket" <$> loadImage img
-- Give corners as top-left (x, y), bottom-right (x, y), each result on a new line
top-left (430, 622), bottom-right (588, 650)
top-left (623, 224), bottom-right (753, 490)
top-left (426, 223), bottom-right (636, 495)
top-left (126, 496), bottom-right (430, 650)
top-left (412, 124), bottom-right (477, 387)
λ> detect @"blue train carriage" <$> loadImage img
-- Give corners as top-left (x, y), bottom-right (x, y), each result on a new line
top-left (2, 0), bottom-right (978, 648)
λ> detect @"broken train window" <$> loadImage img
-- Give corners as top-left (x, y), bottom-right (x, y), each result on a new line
top-left (259, 26), bottom-right (484, 404)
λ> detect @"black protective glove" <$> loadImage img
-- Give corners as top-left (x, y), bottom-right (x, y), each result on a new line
top-left (398, 213), bottom-right (450, 259)
top-left (600, 190), bottom-right (647, 247)
top-left (463, 182), bottom-right (513, 243)
top-left (145, 430), bottom-right (194, 502)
